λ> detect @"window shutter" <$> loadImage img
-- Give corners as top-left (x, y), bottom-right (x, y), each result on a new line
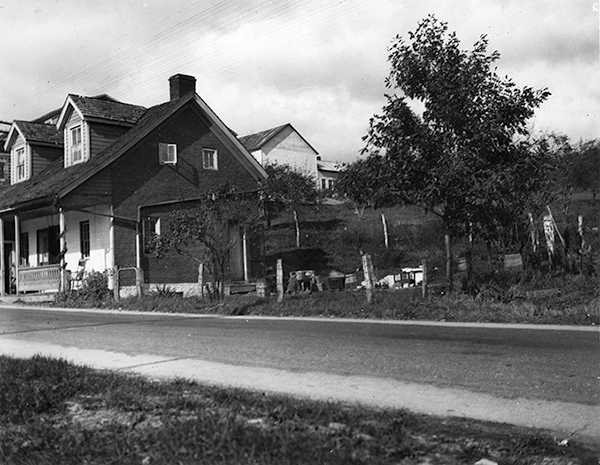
top-left (64, 130), bottom-right (70, 168)
top-left (10, 151), bottom-right (16, 184)
top-left (82, 123), bottom-right (89, 162)
top-left (159, 143), bottom-right (168, 164)
top-left (25, 147), bottom-right (31, 179)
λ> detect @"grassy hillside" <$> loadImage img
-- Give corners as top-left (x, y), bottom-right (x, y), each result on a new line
top-left (264, 202), bottom-right (446, 280)
top-left (264, 194), bottom-right (599, 287)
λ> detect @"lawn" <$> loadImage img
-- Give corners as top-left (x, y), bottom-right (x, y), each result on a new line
top-left (1, 355), bottom-right (597, 464)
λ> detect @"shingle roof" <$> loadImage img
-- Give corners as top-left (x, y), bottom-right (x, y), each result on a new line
top-left (69, 95), bottom-right (147, 125)
top-left (0, 91), bottom-right (267, 212)
top-left (0, 99), bottom-right (181, 211)
top-left (317, 160), bottom-right (343, 172)
top-left (14, 121), bottom-right (62, 146)
top-left (238, 124), bottom-right (289, 152)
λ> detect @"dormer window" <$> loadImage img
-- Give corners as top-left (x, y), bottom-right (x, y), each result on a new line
top-left (70, 125), bottom-right (82, 163)
top-left (159, 143), bottom-right (177, 165)
top-left (16, 148), bottom-right (27, 182)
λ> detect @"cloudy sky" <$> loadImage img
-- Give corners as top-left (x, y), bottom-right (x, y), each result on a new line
top-left (0, 0), bottom-right (597, 163)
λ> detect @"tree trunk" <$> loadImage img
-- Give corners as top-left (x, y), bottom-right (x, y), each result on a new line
top-left (381, 212), bottom-right (389, 248)
top-left (445, 231), bottom-right (453, 293)
top-left (293, 209), bottom-right (300, 249)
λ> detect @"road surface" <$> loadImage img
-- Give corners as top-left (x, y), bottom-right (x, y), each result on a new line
top-left (1, 305), bottom-right (598, 440)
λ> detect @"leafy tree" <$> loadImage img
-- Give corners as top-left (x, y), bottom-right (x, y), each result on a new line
top-left (259, 162), bottom-right (319, 248)
top-left (336, 155), bottom-right (395, 219)
top-left (362, 15), bottom-right (551, 289)
top-left (147, 185), bottom-right (260, 300)
top-left (566, 139), bottom-right (600, 200)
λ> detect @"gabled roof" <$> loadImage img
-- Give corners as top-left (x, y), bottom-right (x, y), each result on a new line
top-left (57, 94), bottom-right (147, 130)
top-left (0, 93), bottom-right (267, 213)
top-left (239, 124), bottom-right (289, 152)
top-left (14, 121), bottom-right (62, 146)
top-left (3, 121), bottom-right (63, 152)
top-left (239, 123), bottom-right (319, 156)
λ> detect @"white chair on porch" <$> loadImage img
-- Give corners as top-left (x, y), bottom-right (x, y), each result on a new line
top-left (70, 259), bottom-right (86, 290)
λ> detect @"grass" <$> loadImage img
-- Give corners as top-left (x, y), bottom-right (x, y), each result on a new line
top-left (1, 355), bottom-right (598, 464)
top-left (51, 272), bottom-right (599, 326)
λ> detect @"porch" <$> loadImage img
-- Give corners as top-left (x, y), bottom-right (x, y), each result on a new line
top-left (0, 204), bottom-right (114, 296)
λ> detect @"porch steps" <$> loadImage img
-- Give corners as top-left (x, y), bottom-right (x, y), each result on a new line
top-left (0, 293), bottom-right (57, 304)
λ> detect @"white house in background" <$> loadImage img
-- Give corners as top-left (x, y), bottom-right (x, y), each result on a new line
top-left (317, 159), bottom-right (343, 190)
top-left (239, 123), bottom-right (319, 181)
top-left (239, 123), bottom-right (344, 190)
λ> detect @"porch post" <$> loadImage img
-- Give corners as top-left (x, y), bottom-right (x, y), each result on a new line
top-left (108, 206), bottom-right (115, 290)
top-left (0, 217), bottom-right (4, 297)
top-left (59, 208), bottom-right (67, 292)
top-left (14, 214), bottom-right (19, 294)
top-left (242, 226), bottom-right (249, 282)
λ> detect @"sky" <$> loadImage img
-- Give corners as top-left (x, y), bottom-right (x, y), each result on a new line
top-left (0, 0), bottom-right (598, 163)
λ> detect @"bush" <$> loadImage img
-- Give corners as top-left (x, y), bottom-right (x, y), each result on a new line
top-left (55, 271), bottom-right (111, 307)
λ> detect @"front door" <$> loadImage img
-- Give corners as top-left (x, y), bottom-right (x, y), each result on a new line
top-left (37, 226), bottom-right (60, 266)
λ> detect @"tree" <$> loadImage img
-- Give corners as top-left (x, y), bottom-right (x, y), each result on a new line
top-left (362, 15), bottom-right (551, 289)
top-left (336, 155), bottom-right (395, 219)
top-left (565, 139), bottom-right (600, 200)
top-left (259, 163), bottom-right (319, 248)
top-left (147, 185), bottom-right (260, 300)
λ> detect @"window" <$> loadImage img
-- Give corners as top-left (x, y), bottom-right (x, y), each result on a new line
top-left (19, 232), bottom-right (29, 267)
top-left (202, 148), bottom-right (218, 170)
top-left (70, 126), bottom-right (82, 163)
top-left (159, 143), bottom-right (177, 165)
top-left (321, 179), bottom-right (327, 189)
top-left (143, 216), bottom-right (160, 254)
top-left (328, 179), bottom-right (335, 189)
top-left (0, 160), bottom-right (6, 181)
top-left (16, 148), bottom-right (26, 181)
top-left (79, 221), bottom-right (90, 258)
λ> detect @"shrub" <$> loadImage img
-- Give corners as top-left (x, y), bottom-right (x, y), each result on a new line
top-left (80, 271), bottom-right (110, 302)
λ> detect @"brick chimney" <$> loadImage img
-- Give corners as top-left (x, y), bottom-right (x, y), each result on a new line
top-left (169, 74), bottom-right (196, 100)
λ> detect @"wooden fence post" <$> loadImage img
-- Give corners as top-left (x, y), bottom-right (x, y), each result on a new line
top-left (421, 259), bottom-right (428, 299)
top-left (361, 253), bottom-right (374, 304)
top-left (198, 263), bottom-right (204, 298)
top-left (277, 259), bottom-right (284, 302)
top-left (113, 267), bottom-right (120, 301)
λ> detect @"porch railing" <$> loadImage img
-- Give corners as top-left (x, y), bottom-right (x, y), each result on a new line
top-left (18, 265), bottom-right (62, 293)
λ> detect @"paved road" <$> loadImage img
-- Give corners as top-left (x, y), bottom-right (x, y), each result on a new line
top-left (1, 305), bottom-right (597, 406)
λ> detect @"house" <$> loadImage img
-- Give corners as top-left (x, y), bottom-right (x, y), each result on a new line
top-left (239, 123), bottom-right (320, 183)
top-left (316, 158), bottom-right (343, 190)
top-left (239, 123), bottom-right (344, 190)
top-left (0, 74), bottom-right (268, 298)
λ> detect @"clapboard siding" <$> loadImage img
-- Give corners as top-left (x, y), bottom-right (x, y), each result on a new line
top-left (89, 123), bottom-right (131, 157)
top-left (31, 145), bottom-right (62, 177)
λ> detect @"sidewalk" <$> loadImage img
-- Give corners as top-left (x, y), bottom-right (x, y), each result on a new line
top-left (2, 335), bottom-right (598, 445)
